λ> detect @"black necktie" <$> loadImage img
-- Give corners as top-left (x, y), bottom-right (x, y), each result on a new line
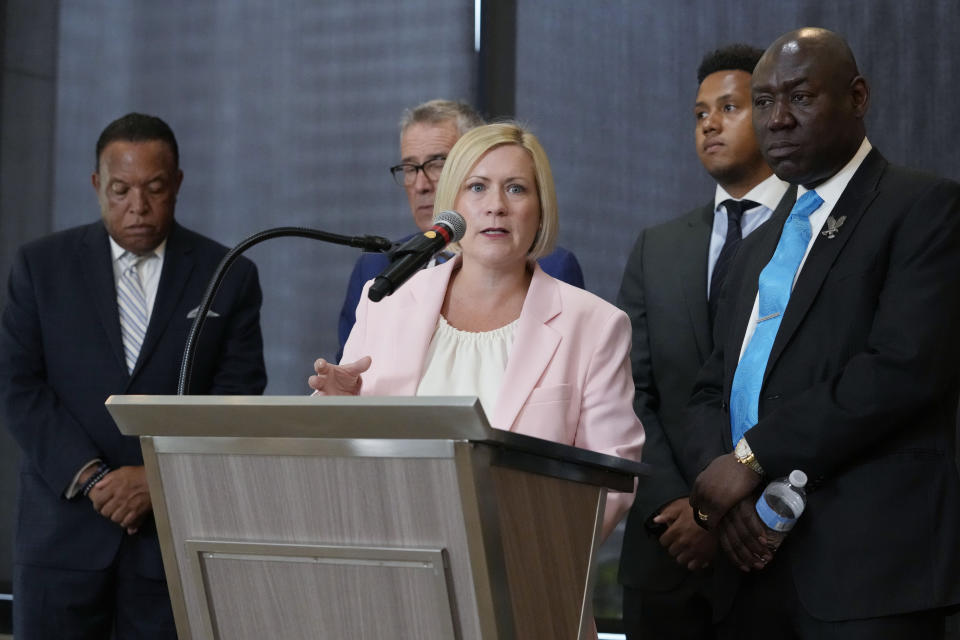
top-left (709, 199), bottom-right (759, 322)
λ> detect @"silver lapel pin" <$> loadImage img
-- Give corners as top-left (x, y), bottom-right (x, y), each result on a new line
top-left (821, 215), bottom-right (846, 239)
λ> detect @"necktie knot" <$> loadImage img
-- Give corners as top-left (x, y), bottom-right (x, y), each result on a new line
top-left (789, 190), bottom-right (824, 221)
top-left (709, 199), bottom-right (761, 321)
top-left (121, 251), bottom-right (148, 271)
top-left (720, 198), bottom-right (760, 226)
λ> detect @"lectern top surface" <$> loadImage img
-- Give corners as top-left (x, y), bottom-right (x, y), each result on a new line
top-left (106, 395), bottom-right (648, 479)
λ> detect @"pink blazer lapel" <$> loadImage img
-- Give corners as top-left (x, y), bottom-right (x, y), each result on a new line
top-left (493, 265), bottom-right (562, 431)
top-left (376, 257), bottom-right (458, 395)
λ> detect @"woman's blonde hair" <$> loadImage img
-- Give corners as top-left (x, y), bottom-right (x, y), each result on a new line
top-left (433, 122), bottom-right (558, 260)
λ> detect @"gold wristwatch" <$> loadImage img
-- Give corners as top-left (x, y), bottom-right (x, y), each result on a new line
top-left (734, 437), bottom-right (764, 475)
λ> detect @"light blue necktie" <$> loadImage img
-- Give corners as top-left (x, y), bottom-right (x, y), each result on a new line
top-left (729, 190), bottom-right (824, 444)
top-left (117, 252), bottom-right (149, 373)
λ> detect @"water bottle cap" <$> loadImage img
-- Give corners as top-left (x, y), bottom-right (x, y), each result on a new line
top-left (788, 469), bottom-right (808, 488)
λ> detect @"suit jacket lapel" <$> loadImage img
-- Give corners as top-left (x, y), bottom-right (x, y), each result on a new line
top-left (78, 222), bottom-right (127, 372)
top-left (133, 224), bottom-right (195, 379)
top-left (723, 190), bottom-right (797, 389)
top-left (493, 265), bottom-right (562, 431)
top-left (681, 203), bottom-right (714, 361)
top-left (766, 150), bottom-right (886, 376)
top-left (386, 257), bottom-right (457, 395)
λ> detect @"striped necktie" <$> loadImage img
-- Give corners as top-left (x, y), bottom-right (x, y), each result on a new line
top-left (729, 190), bottom-right (824, 445)
top-left (117, 252), bottom-right (149, 373)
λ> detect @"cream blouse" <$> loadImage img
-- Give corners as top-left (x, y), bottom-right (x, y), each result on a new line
top-left (416, 315), bottom-right (518, 418)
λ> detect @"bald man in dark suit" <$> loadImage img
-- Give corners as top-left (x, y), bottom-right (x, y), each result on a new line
top-left (687, 29), bottom-right (960, 639)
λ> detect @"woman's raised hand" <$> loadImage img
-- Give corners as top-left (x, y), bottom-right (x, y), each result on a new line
top-left (308, 356), bottom-right (371, 396)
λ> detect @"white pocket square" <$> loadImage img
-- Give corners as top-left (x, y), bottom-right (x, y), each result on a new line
top-left (187, 307), bottom-right (220, 319)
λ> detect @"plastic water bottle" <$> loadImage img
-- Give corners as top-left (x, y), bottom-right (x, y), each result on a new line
top-left (755, 469), bottom-right (807, 550)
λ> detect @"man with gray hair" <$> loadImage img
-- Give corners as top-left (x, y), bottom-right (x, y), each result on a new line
top-left (394, 99), bottom-right (485, 233)
top-left (336, 99), bottom-right (584, 356)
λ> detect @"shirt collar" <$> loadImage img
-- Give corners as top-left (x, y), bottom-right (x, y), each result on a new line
top-left (797, 137), bottom-right (873, 205)
top-left (109, 235), bottom-right (167, 263)
top-left (714, 172), bottom-right (791, 213)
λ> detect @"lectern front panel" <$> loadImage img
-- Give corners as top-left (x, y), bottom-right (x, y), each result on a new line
top-left (185, 542), bottom-right (456, 639)
top-left (153, 443), bottom-right (483, 639)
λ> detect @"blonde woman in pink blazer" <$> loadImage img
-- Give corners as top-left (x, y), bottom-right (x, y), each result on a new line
top-left (310, 122), bottom-right (644, 538)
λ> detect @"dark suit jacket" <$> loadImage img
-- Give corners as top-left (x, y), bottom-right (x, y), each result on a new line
top-left (336, 237), bottom-right (585, 359)
top-left (0, 221), bottom-right (267, 578)
top-left (683, 149), bottom-right (960, 620)
top-left (616, 202), bottom-right (715, 590)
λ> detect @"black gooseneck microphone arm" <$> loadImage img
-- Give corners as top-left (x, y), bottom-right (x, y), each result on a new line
top-left (176, 227), bottom-right (392, 395)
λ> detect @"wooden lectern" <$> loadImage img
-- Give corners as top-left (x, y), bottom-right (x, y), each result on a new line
top-left (106, 395), bottom-right (646, 640)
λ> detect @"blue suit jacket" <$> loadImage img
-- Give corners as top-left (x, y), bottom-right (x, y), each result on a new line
top-left (336, 236), bottom-right (585, 360)
top-left (0, 221), bottom-right (267, 577)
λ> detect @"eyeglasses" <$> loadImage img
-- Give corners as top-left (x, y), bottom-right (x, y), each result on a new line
top-left (389, 157), bottom-right (446, 187)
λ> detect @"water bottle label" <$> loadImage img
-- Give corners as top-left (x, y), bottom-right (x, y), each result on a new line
top-left (755, 495), bottom-right (797, 532)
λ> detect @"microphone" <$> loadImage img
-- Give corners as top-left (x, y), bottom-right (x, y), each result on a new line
top-left (368, 210), bottom-right (467, 302)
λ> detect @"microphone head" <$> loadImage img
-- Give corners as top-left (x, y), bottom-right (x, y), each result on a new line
top-left (433, 210), bottom-right (467, 242)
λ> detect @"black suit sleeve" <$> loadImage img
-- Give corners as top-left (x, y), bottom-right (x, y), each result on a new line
top-left (0, 247), bottom-right (102, 494)
top-left (617, 230), bottom-right (692, 519)
top-left (683, 318), bottom-right (733, 482)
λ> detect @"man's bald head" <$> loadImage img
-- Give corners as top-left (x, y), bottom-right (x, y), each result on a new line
top-left (766, 28), bottom-right (860, 83)
top-left (751, 28), bottom-right (869, 188)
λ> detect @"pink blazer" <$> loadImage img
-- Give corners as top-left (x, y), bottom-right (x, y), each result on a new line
top-left (343, 257), bottom-right (645, 530)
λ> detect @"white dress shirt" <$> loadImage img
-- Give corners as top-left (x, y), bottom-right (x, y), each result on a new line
top-left (737, 138), bottom-right (873, 360)
top-left (109, 236), bottom-right (166, 319)
top-left (707, 173), bottom-right (791, 298)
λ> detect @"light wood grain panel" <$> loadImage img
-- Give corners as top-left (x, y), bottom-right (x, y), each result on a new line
top-left (157, 451), bottom-right (482, 639)
top-left (141, 439), bottom-right (194, 640)
top-left (194, 545), bottom-right (455, 639)
top-left (492, 466), bottom-right (602, 639)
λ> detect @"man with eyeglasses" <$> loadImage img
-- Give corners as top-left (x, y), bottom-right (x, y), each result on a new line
top-left (336, 99), bottom-right (584, 358)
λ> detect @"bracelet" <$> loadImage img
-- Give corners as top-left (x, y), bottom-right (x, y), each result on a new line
top-left (80, 462), bottom-right (111, 497)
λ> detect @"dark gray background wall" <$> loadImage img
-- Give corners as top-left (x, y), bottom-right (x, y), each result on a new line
top-left (1, 0), bottom-right (958, 627)
top-left (11, 0), bottom-right (960, 392)
top-left (515, 1), bottom-right (959, 303)
top-left (50, 0), bottom-right (477, 388)
top-left (0, 0), bottom-right (60, 617)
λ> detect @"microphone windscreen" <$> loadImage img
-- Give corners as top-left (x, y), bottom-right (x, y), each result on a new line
top-left (433, 210), bottom-right (467, 242)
